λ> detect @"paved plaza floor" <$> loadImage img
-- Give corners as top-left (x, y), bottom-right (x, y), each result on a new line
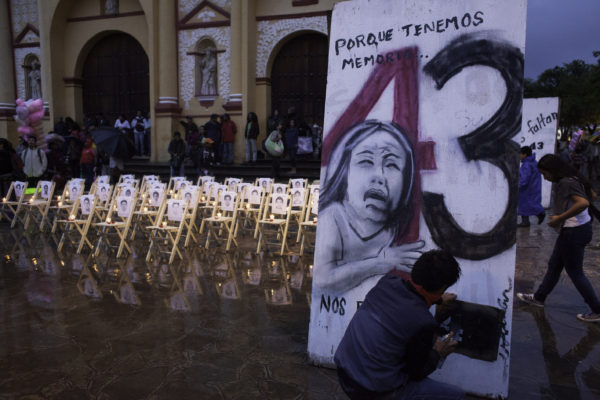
top-left (0, 220), bottom-right (599, 399)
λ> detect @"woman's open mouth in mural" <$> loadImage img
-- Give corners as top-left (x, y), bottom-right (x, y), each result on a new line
top-left (364, 188), bottom-right (387, 209)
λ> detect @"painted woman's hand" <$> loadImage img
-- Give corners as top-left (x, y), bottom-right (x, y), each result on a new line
top-left (381, 240), bottom-right (425, 270)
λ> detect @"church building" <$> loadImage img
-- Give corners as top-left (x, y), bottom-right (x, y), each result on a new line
top-left (0, 0), bottom-right (340, 161)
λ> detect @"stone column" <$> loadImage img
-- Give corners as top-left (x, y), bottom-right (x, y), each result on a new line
top-left (0, 1), bottom-right (17, 142)
top-left (223, 0), bottom-right (243, 162)
top-left (154, 0), bottom-right (181, 161)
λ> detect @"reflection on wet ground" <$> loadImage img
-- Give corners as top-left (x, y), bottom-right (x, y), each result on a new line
top-left (0, 222), bottom-right (599, 399)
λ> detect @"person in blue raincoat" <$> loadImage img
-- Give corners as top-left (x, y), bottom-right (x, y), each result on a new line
top-left (518, 146), bottom-right (546, 227)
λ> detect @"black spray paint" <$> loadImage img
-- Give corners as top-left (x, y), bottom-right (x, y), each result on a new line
top-left (422, 32), bottom-right (524, 260)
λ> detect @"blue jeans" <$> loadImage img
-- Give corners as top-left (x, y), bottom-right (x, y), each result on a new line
top-left (382, 378), bottom-right (466, 400)
top-left (134, 131), bottom-right (145, 155)
top-left (535, 222), bottom-right (600, 313)
top-left (245, 138), bottom-right (256, 162)
top-left (223, 142), bottom-right (234, 164)
top-left (81, 163), bottom-right (95, 188)
top-left (170, 162), bottom-right (185, 177)
top-left (338, 368), bottom-right (465, 400)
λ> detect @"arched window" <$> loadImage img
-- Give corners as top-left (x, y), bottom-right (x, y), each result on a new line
top-left (194, 39), bottom-right (218, 97)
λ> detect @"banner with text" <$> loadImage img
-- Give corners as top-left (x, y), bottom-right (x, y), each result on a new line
top-left (308, 0), bottom-right (527, 397)
top-left (520, 97), bottom-right (559, 208)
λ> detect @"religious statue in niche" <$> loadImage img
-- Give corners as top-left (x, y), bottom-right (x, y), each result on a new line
top-left (28, 62), bottom-right (42, 100)
top-left (197, 47), bottom-right (218, 96)
top-left (105, 0), bottom-right (118, 15)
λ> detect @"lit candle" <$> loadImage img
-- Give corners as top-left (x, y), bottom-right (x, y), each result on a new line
top-left (57, 195), bottom-right (61, 200)
top-left (2, 197), bottom-right (5, 202)
top-left (144, 207), bottom-right (148, 212)
top-left (269, 214), bottom-right (274, 221)
top-left (106, 217), bottom-right (112, 223)
top-left (201, 196), bottom-right (206, 202)
top-left (58, 201), bottom-right (62, 207)
top-left (29, 198), bottom-right (33, 203)
top-left (69, 214), bottom-right (75, 221)
top-left (313, 217), bottom-right (318, 224)
top-left (217, 212), bottom-right (222, 218)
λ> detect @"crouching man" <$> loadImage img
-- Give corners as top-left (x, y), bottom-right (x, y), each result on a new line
top-left (334, 249), bottom-right (466, 400)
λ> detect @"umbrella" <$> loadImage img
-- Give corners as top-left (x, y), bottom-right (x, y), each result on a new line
top-left (92, 127), bottom-right (135, 160)
top-left (45, 133), bottom-right (65, 143)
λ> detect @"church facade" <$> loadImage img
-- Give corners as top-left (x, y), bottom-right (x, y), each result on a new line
top-left (0, 0), bottom-right (340, 161)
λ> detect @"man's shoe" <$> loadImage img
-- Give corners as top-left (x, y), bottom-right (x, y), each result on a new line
top-left (517, 222), bottom-right (530, 228)
top-left (537, 212), bottom-right (546, 224)
top-left (516, 292), bottom-right (544, 307)
top-left (576, 312), bottom-right (600, 322)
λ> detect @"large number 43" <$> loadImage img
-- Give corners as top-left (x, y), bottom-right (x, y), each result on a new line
top-left (322, 32), bottom-right (524, 261)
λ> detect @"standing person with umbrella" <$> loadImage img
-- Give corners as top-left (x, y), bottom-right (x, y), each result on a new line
top-left (92, 126), bottom-right (135, 184)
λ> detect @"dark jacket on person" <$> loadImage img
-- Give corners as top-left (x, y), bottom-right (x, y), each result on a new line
top-left (204, 120), bottom-right (221, 143)
top-left (334, 273), bottom-right (441, 398)
top-left (285, 126), bottom-right (299, 149)
top-left (518, 153), bottom-right (545, 216)
top-left (54, 120), bottom-right (67, 136)
top-left (245, 121), bottom-right (259, 139)
top-left (267, 114), bottom-right (280, 133)
top-left (168, 139), bottom-right (186, 157)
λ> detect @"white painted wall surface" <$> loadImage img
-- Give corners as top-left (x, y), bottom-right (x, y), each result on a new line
top-left (308, 0), bottom-right (528, 398)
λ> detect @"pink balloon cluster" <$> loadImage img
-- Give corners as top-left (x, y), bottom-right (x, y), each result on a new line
top-left (14, 98), bottom-right (45, 139)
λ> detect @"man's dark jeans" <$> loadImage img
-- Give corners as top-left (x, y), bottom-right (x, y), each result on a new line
top-left (338, 368), bottom-right (465, 400)
top-left (535, 222), bottom-right (600, 313)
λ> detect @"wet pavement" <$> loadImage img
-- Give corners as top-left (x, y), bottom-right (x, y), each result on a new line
top-left (0, 220), bottom-right (599, 399)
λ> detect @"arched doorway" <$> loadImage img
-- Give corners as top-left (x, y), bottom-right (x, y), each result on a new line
top-left (270, 33), bottom-right (328, 125)
top-left (82, 33), bottom-right (149, 124)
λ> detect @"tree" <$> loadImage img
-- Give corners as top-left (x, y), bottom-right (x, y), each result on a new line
top-left (524, 52), bottom-right (600, 138)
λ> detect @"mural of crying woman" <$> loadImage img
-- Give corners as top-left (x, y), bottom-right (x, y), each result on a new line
top-left (314, 120), bottom-right (424, 293)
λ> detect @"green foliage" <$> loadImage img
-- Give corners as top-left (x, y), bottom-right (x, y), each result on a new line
top-left (524, 52), bottom-right (600, 138)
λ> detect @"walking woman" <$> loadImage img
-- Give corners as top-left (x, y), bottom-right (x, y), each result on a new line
top-left (517, 154), bottom-right (600, 322)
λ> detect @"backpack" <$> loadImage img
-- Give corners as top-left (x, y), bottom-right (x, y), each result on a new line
top-left (23, 148), bottom-right (44, 165)
top-left (135, 117), bottom-right (145, 132)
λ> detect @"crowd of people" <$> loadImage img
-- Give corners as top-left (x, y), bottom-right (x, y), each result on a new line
top-left (169, 108), bottom-right (323, 178)
top-left (0, 108), bottom-right (323, 196)
top-left (0, 112), bottom-right (151, 195)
